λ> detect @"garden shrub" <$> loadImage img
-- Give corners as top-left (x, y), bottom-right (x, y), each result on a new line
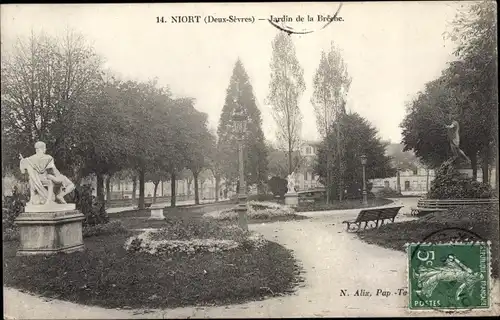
top-left (376, 187), bottom-right (403, 198)
top-left (2, 187), bottom-right (28, 230)
top-left (268, 176), bottom-right (288, 198)
top-left (82, 220), bottom-right (128, 238)
top-left (71, 185), bottom-right (110, 226)
top-left (428, 161), bottom-right (493, 199)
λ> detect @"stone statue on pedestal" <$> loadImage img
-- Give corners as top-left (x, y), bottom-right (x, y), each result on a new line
top-left (286, 172), bottom-right (296, 194)
top-left (19, 141), bottom-right (75, 206)
top-left (15, 141), bottom-right (84, 256)
top-left (445, 120), bottom-right (471, 164)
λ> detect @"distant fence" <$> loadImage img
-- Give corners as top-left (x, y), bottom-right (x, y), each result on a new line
top-left (105, 195), bottom-right (197, 208)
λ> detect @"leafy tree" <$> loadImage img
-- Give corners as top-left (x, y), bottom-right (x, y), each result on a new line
top-left (207, 136), bottom-right (225, 202)
top-left (165, 97), bottom-right (203, 207)
top-left (267, 32), bottom-right (305, 174)
top-left (384, 142), bottom-right (420, 172)
top-left (217, 58), bottom-right (269, 193)
top-left (1, 29), bottom-right (103, 181)
top-left (184, 109), bottom-right (214, 205)
top-left (315, 113), bottom-right (396, 199)
top-left (446, 1), bottom-right (497, 185)
top-left (267, 142), bottom-right (304, 178)
top-left (268, 176), bottom-right (287, 198)
top-left (401, 1), bottom-right (497, 184)
top-left (311, 42), bottom-right (351, 203)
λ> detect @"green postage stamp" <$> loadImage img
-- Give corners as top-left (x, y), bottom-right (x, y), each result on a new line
top-left (407, 242), bottom-right (491, 311)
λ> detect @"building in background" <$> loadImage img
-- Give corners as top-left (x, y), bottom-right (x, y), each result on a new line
top-left (370, 143), bottom-right (497, 195)
top-left (295, 140), bottom-right (323, 191)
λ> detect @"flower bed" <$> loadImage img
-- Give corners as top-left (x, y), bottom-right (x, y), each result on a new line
top-left (203, 201), bottom-right (297, 221)
top-left (124, 228), bottom-right (267, 255)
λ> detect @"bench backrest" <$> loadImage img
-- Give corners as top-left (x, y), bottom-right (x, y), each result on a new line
top-left (356, 206), bottom-right (403, 222)
top-left (378, 206), bottom-right (403, 219)
top-left (418, 199), bottom-right (496, 209)
top-left (356, 209), bottom-right (381, 222)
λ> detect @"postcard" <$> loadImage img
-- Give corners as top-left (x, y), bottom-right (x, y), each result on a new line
top-left (2, 1), bottom-right (498, 318)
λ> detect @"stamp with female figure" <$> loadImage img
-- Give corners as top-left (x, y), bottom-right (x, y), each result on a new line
top-left (407, 241), bottom-right (491, 311)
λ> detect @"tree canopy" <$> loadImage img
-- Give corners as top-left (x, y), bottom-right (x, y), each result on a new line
top-left (400, 1), bottom-right (497, 184)
top-left (315, 112), bottom-right (396, 198)
top-left (267, 32), bottom-right (305, 174)
top-left (217, 58), bottom-right (269, 192)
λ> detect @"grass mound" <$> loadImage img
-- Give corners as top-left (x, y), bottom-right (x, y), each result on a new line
top-left (357, 204), bottom-right (499, 278)
top-left (203, 201), bottom-right (308, 223)
top-left (123, 218), bottom-right (267, 255)
top-left (3, 216), bottom-right (302, 309)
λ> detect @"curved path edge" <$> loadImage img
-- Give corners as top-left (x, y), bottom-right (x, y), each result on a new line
top-left (4, 201), bottom-right (499, 318)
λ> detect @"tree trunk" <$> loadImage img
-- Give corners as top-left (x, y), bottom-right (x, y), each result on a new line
top-left (138, 168), bottom-right (145, 209)
top-left (171, 171), bottom-right (176, 207)
top-left (336, 122), bottom-right (343, 201)
top-left (471, 153), bottom-right (478, 181)
top-left (215, 175), bottom-right (220, 202)
top-left (153, 181), bottom-right (159, 204)
top-left (132, 176), bottom-right (137, 201)
top-left (396, 170), bottom-right (401, 193)
top-left (288, 147), bottom-right (293, 175)
top-left (481, 147), bottom-right (490, 185)
top-left (96, 173), bottom-right (105, 204)
top-left (326, 152), bottom-right (330, 204)
top-left (426, 168), bottom-right (430, 192)
top-left (105, 174), bottom-right (112, 203)
top-left (193, 171), bottom-right (200, 205)
top-left (187, 178), bottom-right (192, 197)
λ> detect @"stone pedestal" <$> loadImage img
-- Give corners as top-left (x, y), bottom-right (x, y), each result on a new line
top-left (149, 208), bottom-right (165, 220)
top-left (284, 192), bottom-right (299, 207)
top-left (14, 208), bottom-right (85, 256)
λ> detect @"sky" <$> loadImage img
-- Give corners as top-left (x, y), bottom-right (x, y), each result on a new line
top-left (1, 2), bottom-right (467, 144)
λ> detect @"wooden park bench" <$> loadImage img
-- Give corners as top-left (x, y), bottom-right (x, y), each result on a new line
top-left (409, 198), bottom-right (473, 216)
top-left (342, 206), bottom-right (403, 232)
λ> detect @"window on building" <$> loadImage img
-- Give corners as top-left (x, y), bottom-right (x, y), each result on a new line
top-left (117, 184), bottom-right (120, 191)
top-left (306, 146), bottom-right (312, 155)
top-left (404, 180), bottom-right (411, 191)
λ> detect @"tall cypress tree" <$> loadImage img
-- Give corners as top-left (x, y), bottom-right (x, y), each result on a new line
top-left (217, 58), bottom-right (269, 193)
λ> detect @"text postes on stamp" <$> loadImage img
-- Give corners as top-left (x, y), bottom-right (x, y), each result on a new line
top-left (407, 242), bottom-right (491, 311)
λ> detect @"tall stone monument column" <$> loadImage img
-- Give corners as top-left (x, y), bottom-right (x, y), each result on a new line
top-left (14, 141), bottom-right (85, 256)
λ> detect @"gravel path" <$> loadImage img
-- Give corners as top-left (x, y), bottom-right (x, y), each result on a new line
top-left (4, 199), bottom-right (499, 318)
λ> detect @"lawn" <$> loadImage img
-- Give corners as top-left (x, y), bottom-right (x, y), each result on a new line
top-left (357, 204), bottom-right (499, 278)
top-left (3, 216), bottom-right (303, 309)
top-left (112, 201), bottom-right (237, 230)
top-left (296, 197), bottom-right (393, 212)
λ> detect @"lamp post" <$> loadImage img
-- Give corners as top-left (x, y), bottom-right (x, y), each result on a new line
top-left (232, 105), bottom-right (248, 232)
top-left (360, 154), bottom-right (368, 206)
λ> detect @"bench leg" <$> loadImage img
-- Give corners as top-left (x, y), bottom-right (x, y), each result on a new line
top-left (344, 222), bottom-right (359, 232)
